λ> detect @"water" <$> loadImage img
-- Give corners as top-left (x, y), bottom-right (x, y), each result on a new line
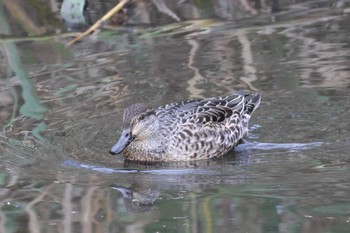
top-left (1, 1), bottom-right (350, 232)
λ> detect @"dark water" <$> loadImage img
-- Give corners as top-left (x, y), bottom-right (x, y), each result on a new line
top-left (1, 1), bottom-right (350, 232)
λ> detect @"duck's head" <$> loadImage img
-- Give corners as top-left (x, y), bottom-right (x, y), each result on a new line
top-left (110, 103), bottom-right (158, 155)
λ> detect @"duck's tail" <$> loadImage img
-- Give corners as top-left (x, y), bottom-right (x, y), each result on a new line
top-left (238, 92), bottom-right (261, 138)
top-left (243, 92), bottom-right (262, 116)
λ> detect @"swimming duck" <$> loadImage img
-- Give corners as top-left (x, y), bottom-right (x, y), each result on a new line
top-left (110, 92), bottom-right (261, 162)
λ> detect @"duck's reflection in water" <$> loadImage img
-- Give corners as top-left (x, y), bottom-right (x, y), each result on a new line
top-left (112, 184), bottom-right (160, 213)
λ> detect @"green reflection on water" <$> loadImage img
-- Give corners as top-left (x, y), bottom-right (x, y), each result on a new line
top-left (53, 84), bottom-right (79, 97)
top-left (5, 43), bottom-right (48, 120)
top-left (309, 203), bottom-right (350, 215)
top-left (0, 3), bottom-right (47, 142)
top-left (32, 122), bottom-right (48, 143)
top-left (0, 172), bottom-right (6, 186)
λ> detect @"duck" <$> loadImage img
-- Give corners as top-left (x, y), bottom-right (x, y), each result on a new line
top-left (109, 92), bottom-right (261, 162)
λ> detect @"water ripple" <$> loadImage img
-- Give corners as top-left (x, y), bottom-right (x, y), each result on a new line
top-left (236, 141), bottom-right (323, 152)
top-left (63, 159), bottom-right (217, 175)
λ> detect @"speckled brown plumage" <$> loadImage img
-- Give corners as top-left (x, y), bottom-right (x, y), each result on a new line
top-left (110, 92), bottom-right (262, 161)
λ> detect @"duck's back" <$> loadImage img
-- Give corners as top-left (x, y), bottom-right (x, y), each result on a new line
top-left (156, 92), bottom-right (261, 161)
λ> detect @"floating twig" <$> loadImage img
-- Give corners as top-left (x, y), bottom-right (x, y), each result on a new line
top-left (65, 0), bottom-right (130, 47)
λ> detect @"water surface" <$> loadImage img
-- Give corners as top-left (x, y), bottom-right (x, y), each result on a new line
top-left (1, 1), bottom-right (350, 232)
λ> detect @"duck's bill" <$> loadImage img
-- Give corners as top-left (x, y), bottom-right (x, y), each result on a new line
top-left (110, 129), bottom-right (133, 155)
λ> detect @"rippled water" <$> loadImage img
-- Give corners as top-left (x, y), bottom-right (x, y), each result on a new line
top-left (1, 1), bottom-right (350, 232)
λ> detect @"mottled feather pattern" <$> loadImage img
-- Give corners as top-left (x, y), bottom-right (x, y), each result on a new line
top-left (110, 92), bottom-right (262, 161)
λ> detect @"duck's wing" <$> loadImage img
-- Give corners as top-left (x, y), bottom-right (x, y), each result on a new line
top-left (157, 94), bottom-right (245, 124)
top-left (157, 92), bottom-right (261, 125)
top-left (190, 94), bottom-right (245, 124)
top-left (156, 99), bottom-right (201, 119)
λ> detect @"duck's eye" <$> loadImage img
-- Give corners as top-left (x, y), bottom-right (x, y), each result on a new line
top-left (139, 114), bottom-right (146, 120)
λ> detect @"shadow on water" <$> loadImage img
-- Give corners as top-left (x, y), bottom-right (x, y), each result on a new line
top-left (1, 0), bottom-right (350, 232)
